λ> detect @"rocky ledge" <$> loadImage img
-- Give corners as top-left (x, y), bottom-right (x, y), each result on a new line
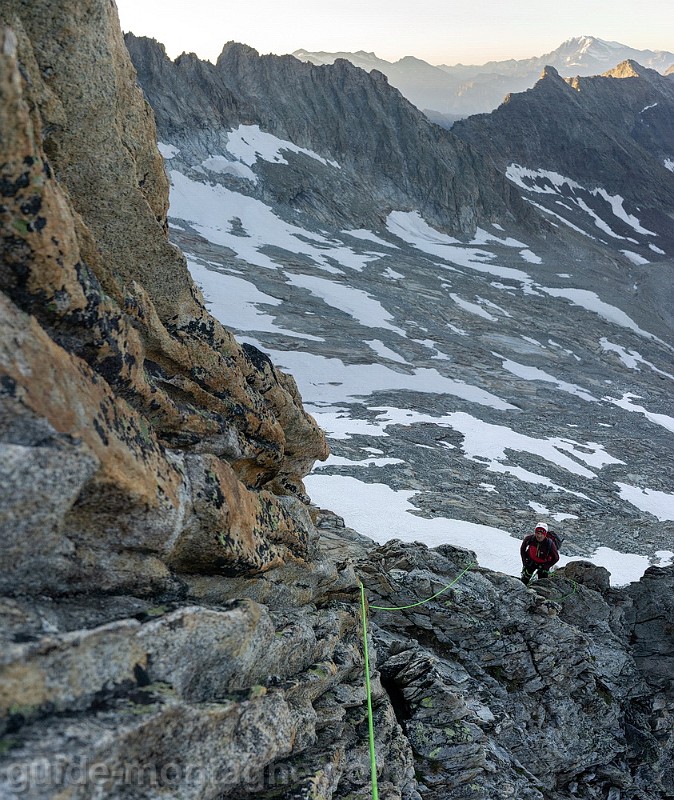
top-left (1, 513), bottom-right (673, 799)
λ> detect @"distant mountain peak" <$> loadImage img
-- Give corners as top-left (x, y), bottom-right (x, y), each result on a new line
top-left (558, 35), bottom-right (622, 53)
top-left (293, 39), bottom-right (674, 118)
top-left (218, 41), bottom-right (260, 61)
top-left (540, 65), bottom-right (562, 80)
top-left (397, 55), bottom-right (431, 65)
top-left (603, 59), bottom-right (647, 79)
top-left (291, 48), bottom-right (383, 69)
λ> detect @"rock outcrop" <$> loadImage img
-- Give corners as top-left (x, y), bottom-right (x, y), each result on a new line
top-left (1, 3), bottom-right (673, 800)
top-left (356, 543), bottom-right (674, 800)
top-left (0, 0), bottom-right (329, 596)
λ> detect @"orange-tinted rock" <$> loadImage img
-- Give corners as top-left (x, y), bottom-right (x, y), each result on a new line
top-left (0, 3), bottom-right (328, 596)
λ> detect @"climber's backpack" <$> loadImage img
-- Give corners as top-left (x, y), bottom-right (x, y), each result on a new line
top-left (547, 530), bottom-right (564, 553)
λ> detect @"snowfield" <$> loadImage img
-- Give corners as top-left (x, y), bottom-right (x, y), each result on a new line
top-left (165, 156), bottom-right (674, 585)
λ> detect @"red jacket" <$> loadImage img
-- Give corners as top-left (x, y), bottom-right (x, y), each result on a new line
top-left (520, 534), bottom-right (559, 567)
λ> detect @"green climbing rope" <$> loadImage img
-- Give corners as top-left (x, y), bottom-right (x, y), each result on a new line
top-left (358, 563), bottom-right (475, 800)
top-left (359, 582), bottom-right (379, 800)
top-left (358, 562), bottom-right (576, 800)
top-left (542, 572), bottom-right (578, 602)
top-left (369, 562), bottom-right (475, 611)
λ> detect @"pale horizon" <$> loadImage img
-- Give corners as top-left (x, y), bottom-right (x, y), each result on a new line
top-left (115, 0), bottom-right (674, 66)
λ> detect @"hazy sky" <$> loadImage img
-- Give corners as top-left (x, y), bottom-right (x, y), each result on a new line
top-left (115, 0), bottom-right (674, 65)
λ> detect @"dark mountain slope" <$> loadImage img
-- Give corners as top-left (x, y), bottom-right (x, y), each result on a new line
top-left (126, 35), bottom-right (534, 235)
top-left (453, 62), bottom-right (674, 255)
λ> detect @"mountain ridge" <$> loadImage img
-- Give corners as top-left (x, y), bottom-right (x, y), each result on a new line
top-left (126, 34), bottom-right (534, 236)
top-left (452, 58), bottom-right (674, 265)
top-left (294, 36), bottom-right (674, 118)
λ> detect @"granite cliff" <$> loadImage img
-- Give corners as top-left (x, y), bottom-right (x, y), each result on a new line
top-left (124, 34), bottom-right (532, 236)
top-left (1, 2), bottom-right (673, 799)
top-left (453, 63), bottom-right (674, 259)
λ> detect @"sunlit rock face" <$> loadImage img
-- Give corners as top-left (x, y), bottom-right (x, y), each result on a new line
top-left (0, 0), bottom-right (329, 595)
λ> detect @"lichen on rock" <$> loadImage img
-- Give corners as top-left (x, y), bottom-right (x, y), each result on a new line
top-left (1, 0), bottom-right (329, 596)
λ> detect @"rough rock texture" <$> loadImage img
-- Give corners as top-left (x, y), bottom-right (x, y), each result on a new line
top-left (125, 35), bottom-right (534, 236)
top-left (1, 3), bottom-right (673, 800)
top-left (355, 541), bottom-right (674, 800)
top-left (2, 516), bottom-right (672, 799)
top-left (0, 0), bottom-right (328, 594)
top-left (452, 62), bottom-right (674, 252)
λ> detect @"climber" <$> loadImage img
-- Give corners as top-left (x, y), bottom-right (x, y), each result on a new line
top-left (520, 522), bottom-right (559, 585)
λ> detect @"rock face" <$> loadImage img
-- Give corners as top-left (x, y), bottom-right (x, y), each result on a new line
top-left (452, 63), bottom-right (674, 255)
top-left (1, 3), bottom-right (673, 800)
top-left (125, 35), bottom-right (532, 236)
top-left (4, 513), bottom-right (672, 799)
top-left (0, 0), bottom-right (328, 596)
top-left (356, 543), bottom-right (674, 800)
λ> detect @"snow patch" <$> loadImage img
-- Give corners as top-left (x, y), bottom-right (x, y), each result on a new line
top-left (365, 339), bottom-right (409, 363)
top-left (186, 259), bottom-right (323, 341)
top-left (365, 407), bottom-right (622, 482)
top-left (201, 155), bottom-right (257, 182)
top-left (600, 339), bottom-right (674, 379)
top-left (540, 286), bottom-right (665, 344)
top-left (342, 229), bottom-right (399, 249)
top-left (449, 293), bottom-right (498, 321)
top-left (615, 483), bottom-right (674, 522)
top-left (168, 171), bottom-right (376, 272)
top-left (226, 124), bottom-right (340, 169)
top-left (497, 356), bottom-right (597, 401)
top-left (471, 227), bottom-right (527, 247)
top-left (605, 393), bottom-right (674, 433)
top-left (158, 142), bottom-right (180, 159)
top-left (264, 351), bottom-right (516, 410)
top-left (314, 454), bottom-right (404, 469)
top-left (525, 198), bottom-right (597, 239)
top-left (620, 250), bottom-right (650, 265)
top-left (386, 211), bottom-right (535, 286)
top-left (285, 273), bottom-right (405, 334)
top-left (508, 165), bottom-right (656, 237)
top-left (519, 249), bottom-right (542, 264)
